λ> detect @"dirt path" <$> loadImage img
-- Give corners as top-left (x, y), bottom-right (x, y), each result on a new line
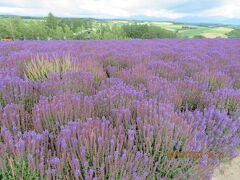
top-left (212, 153), bottom-right (240, 180)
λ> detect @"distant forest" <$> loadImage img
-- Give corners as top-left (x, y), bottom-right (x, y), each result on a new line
top-left (0, 13), bottom-right (177, 40)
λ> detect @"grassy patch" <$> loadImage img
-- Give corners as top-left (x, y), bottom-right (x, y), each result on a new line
top-left (0, 157), bottom-right (40, 180)
top-left (208, 78), bottom-right (223, 92)
top-left (223, 100), bottom-right (239, 116)
top-left (24, 55), bottom-right (77, 81)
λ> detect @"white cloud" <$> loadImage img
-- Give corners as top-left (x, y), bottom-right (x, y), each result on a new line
top-left (200, 0), bottom-right (240, 18)
top-left (0, 0), bottom-right (189, 18)
top-left (140, 9), bottom-right (187, 19)
top-left (0, 0), bottom-right (240, 19)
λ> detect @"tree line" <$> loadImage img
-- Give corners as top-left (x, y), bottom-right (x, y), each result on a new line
top-left (0, 13), bottom-right (177, 40)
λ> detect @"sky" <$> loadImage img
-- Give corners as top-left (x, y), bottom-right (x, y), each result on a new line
top-left (0, 0), bottom-right (240, 24)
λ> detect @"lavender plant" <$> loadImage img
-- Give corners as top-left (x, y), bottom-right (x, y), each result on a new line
top-left (0, 39), bottom-right (239, 179)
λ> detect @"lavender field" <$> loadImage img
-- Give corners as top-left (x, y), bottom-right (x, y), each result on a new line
top-left (0, 39), bottom-right (239, 179)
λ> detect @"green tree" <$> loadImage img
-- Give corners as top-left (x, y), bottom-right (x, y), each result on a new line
top-left (122, 24), bottom-right (148, 39)
top-left (63, 25), bottom-right (74, 39)
top-left (25, 20), bottom-right (48, 39)
top-left (51, 26), bottom-right (65, 39)
top-left (45, 12), bottom-right (58, 29)
top-left (122, 24), bottom-right (176, 39)
top-left (111, 24), bottom-right (127, 39)
top-left (4, 17), bottom-right (26, 40)
top-left (142, 25), bottom-right (177, 39)
top-left (0, 18), bottom-right (10, 39)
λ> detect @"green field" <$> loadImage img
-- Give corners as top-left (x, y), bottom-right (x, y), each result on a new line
top-left (144, 22), bottom-right (233, 38)
top-left (178, 26), bottom-right (233, 38)
top-left (107, 20), bottom-right (234, 38)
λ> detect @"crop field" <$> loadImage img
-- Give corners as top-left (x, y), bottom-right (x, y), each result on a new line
top-left (178, 27), bottom-right (233, 38)
top-left (0, 39), bottom-right (240, 179)
top-left (133, 22), bottom-right (233, 38)
top-left (91, 21), bottom-right (234, 39)
top-left (149, 22), bottom-right (184, 31)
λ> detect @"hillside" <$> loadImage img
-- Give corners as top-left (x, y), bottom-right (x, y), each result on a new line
top-left (0, 15), bottom-right (239, 40)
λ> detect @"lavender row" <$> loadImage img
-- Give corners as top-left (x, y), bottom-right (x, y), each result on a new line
top-left (0, 39), bottom-right (239, 179)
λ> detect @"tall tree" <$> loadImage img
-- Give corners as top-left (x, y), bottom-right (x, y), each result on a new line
top-left (45, 12), bottom-right (58, 29)
top-left (0, 18), bottom-right (10, 39)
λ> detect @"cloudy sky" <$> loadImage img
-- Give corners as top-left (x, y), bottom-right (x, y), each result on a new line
top-left (0, 0), bottom-right (240, 23)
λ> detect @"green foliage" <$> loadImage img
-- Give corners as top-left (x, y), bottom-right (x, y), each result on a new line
top-left (0, 17), bottom-right (48, 40)
top-left (74, 28), bottom-right (92, 40)
top-left (122, 24), bottom-right (149, 39)
top-left (58, 18), bottom-right (93, 32)
top-left (180, 97), bottom-right (201, 112)
top-left (2, 14), bottom-right (233, 40)
top-left (208, 78), bottom-right (223, 92)
top-left (122, 24), bottom-right (177, 39)
top-left (0, 14), bottom-right (178, 40)
top-left (178, 91), bottom-right (206, 112)
top-left (227, 28), bottom-right (240, 38)
top-left (0, 17), bottom-right (25, 40)
top-left (50, 26), bottom-right (65, 39)
top-left (25, 21), bottom-right (48, 40)
top-left (193, 35), bottom-right (205, 38)
top-left (45, 12), bottom-right (58, 29)
top-left (223, 99), bottom-right (239, 116)
top-left (0, 158), bottom-right (40, 180)
top-left (63, 25), bottom-right (74, 39)
top-left (233, 79), bottom-right (240, 89)
top-left (143, 25), bottom-right (177, 38)
top-left (0, 95), bottom-right (6, 107)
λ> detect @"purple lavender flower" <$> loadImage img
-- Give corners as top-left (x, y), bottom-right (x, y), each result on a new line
top-left (28, 154), bottom-right (33, 162)
top-left (50, 157), bottom-right (61, 165)
top-left (88, 169), bottom-right (94, 175)
top-left (0, 39), bottom-right (240, 179)
top-left (74, 169), bottom-right (81, 176)
top-left (84, 161), bottom-right (89, 168)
